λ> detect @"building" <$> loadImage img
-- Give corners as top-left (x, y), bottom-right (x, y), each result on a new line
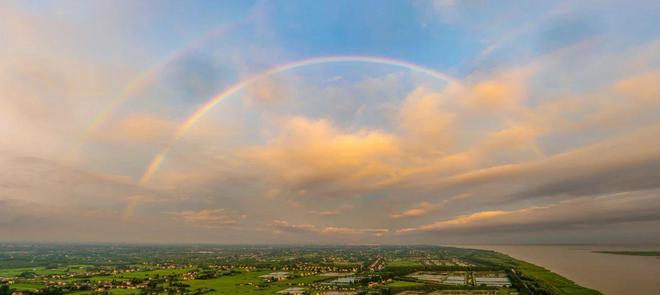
top-left (408, 272), bottom-right (446, 283)
top-left (259, 271), bottom-right (291, 281)
top-left (474, 276), bottom-right (511, 287)
top-left (327, 276), bottom-right (358, 286)
top-left (443, 275), bottom-right (466, 285)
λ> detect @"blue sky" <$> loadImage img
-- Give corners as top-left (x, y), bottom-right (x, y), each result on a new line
top-left (1, 0), bottom-right (660, 244)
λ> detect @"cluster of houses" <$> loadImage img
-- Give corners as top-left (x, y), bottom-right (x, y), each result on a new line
top-left (421, 258), bottom-right (472, 267)
top-left (474, 275), bottom-right (511, 288)
top-left (259, 271), bottom-right (292, 282)
top-left (396, 291), bottom-right (518, 295)
top-left (407, 271), bottom-right (512, 288)
top-left (277, 287), bottom-right (306, 295)
top-left (277, 289), bottom-right (365, 295)
top-left (0, 277), bottom-right (14, 285)
top-left (0, 265), bottom-right (191, 294)
top-left (263, 272), bottom-right (371, 294)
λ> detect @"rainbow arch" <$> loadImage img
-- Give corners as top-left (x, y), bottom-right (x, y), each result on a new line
top-left (139, 55), bottom-right (460, 184)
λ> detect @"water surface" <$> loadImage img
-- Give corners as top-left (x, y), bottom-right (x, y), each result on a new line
top-left (463, 245), bottom-right (660, 295)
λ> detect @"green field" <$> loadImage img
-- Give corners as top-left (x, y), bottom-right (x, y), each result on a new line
top-left (386, 280), bottom-right (424, 287)
top-left (56, 268), bottom-right (196, 283)
top-left (182, 271), bottom-right (326, 294)
top-left (8, 271), bottom-right (327, 295)
top-left (0, 266), bottom-right (88, 277)
top-left (386, 258), bottom-right (423, 267)
top-left (111, 268), bottom-right (194, 279)
top-left (8, 282), bottom-right (46, 291)
top-left (68, 289), bottom-right (137, 295)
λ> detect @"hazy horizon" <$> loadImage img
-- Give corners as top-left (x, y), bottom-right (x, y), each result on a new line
top-left (3, 240), bottom-right (660, 247)
top-left (2, 0), bottom-right (660, 245)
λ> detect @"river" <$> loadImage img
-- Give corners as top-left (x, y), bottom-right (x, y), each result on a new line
top-left (461, 245), bottom-right (660, 295)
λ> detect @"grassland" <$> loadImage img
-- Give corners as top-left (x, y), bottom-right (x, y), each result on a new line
top-left (9, 271), bottom-right (328, 295)
top-left (386, 280), bottom-right (424, 287)
top-left (8, 282), bottom-right (45, 291)
top-left (0, 266), bottom-right (89, 277)
top-left (386, 258), bottom-right (423, 267)
top-left (185, 271), bottom-right (266, 294)
top-left (184, 271), bottom-right (327, 294)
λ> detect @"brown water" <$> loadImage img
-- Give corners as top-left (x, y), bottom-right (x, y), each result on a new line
top-left (462, 245), bottom-right (660, 295)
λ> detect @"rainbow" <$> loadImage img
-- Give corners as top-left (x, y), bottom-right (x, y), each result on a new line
top-left (139, 55), bottom-right (460, 184)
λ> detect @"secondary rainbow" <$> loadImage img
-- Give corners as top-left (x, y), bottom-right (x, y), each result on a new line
top-left (65, 23), bottom-right (236, 165)
top-left (83, 25), bottom-right (234, 137)
top-left (139, 55), bottom-right (461, 184)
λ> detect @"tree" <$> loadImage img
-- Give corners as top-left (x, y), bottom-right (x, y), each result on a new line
top-left (39, 286), bottom-right (64, 295)
top-left (0, 284), bottom-right (12, 295)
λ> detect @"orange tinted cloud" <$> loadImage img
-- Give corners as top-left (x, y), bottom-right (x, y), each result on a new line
top-left (172, 209), bottom-right (243, 228)
top-left (390, 202), bottom-right (437, 219)
top-left (248, 116), bottom-right (400, 195)
top-left (398, 210), bottom-right (510, 233)
top-left (463, 67), bottom-right (534, 111)
top-left (614, 70), bottom-right (660, 102)
top-left (399, 88), bottom-right (456, 153)
top-left (398, 190), bottom-right (660, 234)
top-left (272, 220), bottom-right (388, 237)
top-left (100, 114), bottom-right (176, 145)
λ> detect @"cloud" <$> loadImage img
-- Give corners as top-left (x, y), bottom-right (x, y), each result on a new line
top-left (613, 70), bottom-right (660, 102)
top-left (462, 68), bottom-right (533, 111)
top-left (308, 204), bottom-right (352, 217)
top-left (247, 116), bottom-right (400, 197)
top-left (98, 114), bottom-right (177, 145)
top-left (398, 190), bottom-right (660, 234)
top-left (0, 156), bottom-right (145, 206)
top-left (399, 88), bottom-right (456, 153)
top-left (414, 0), bottom-right (460, 25)
top-left (0, 155), bottom-right (178, 241)
top-left (246, 76), bottom-right (291, 104)
top-left (444, 124), bottom-right (660, 202)
top-left (171, 209), bottom-right (243, 228)
top-left (271, 220), bottom-right (389, 237)
top-left (271, 220), bottom-right (319, 234)
top-left (0, 2), bottom-right (141, 163)
top-left (321, 227), bottom-right (389, 237)
top-left (390, 202), bottom-right (438, 219)
top-left (0, 198), bottom-right (42, 227)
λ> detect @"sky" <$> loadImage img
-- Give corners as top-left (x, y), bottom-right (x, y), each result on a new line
top-left (1, 0), bottom-right (659, 244)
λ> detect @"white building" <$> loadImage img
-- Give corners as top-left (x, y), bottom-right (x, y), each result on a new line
top-left (277, 287), bottom-right (306, 295)
top-left (443, 275), bottom-right (466, 285)
top-left (259, 271), bottom-right (291, 281)
top-left (475, 276), bottom-right (511, 287)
